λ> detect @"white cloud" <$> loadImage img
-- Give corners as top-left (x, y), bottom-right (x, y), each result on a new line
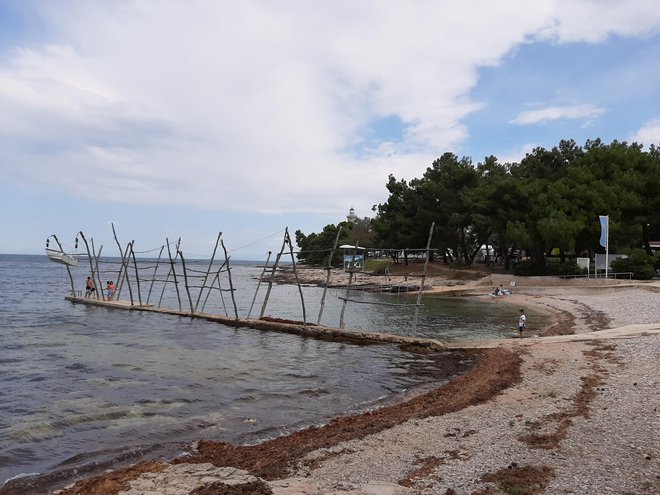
top-left (540, 0), bottom-right (660, 43)
top-left (510, 104), bottom-right (605, 125)
top-left (1, 0), bottom-right (659, 220)
top-left (631, 118), bottom-right (660, 147)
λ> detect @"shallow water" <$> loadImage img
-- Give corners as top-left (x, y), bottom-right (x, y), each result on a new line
top-left (0, 254), bottom-right (547, 491)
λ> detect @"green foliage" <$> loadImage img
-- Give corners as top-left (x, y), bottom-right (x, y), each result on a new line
top-left (611, 251), bottom-right (656, 280)
top-left (370, 138), bottom-right (660, 268)
top-left (295, 222), bottom-right (355, 266)
top-left (302, 139), bottom-right (660, 276)
top-left (513, 260), bottom-right (586, 277)
top-left (545, 261), bottom-right (587, 276)
top-left (364, 259), bottom-right (393, 274)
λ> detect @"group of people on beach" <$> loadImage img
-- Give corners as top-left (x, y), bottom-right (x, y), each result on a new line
top-left (491, 284), bottom-right (512, 297)
top-left (84, 277), bottom-right (115, 300)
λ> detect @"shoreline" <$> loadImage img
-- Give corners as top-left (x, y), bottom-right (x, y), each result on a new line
top-left (12, 275), bottom-right (660, 494)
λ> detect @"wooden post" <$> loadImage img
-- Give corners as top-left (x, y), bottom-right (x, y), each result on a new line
top-left (216, 269), bottom-right (228, 315)
top-left (413, 222), bottom-right (435, 334)
top-left (177, 248), bottom-right (195, 313)
top-left (339, 241), bottom-right (359, 329)
top-left (48, 234), bottom-right (76, 296)
top-left (146, 245), bottom-right (164, 305)
top-left (92, 241), bottom-right (104, 300)
top-left (247, 251), bottom-right (272, 318)
top-left (195, 232), bottom-right (222, 312)
top-left (166, 237), bottom-right (183, 312)
top-left (221, 239), bottom-right (239, 319)
top-left (129, 241), bottom-right (143, 306)
top-left (77, 231), bottom-right (96, 298)
top-left (317, 226), bottom-right (341, 325)
top-left (116, 242), bottom-right (134, 304)
top-left (111, 223), bottom-right (134, 304)
top-left (157, 265), bottom-right (172, 309)
top-left (200, 260), bottom-right (227, 314)
top-left (260, 232), bottom-right (288, 319)
top-left (285, 227), bottom-right (306, 325)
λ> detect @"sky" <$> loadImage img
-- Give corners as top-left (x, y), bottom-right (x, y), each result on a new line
top-left (1, 0), bottom-right (660, 260)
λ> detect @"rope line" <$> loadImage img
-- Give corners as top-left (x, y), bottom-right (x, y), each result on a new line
top-left (228, 228), bottom-right (285, 253)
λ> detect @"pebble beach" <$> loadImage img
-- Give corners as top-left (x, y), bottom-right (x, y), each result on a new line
top-left (38, 273), bottom-right (660, 495)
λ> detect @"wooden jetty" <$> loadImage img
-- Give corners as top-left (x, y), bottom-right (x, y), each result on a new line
top-left (55, 222), bottom-right (448, 352)
top-left (65, 296), bottom-right (447, 351)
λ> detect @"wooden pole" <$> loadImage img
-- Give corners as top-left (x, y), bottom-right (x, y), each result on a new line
top-left (247, 251), bottom-right (272, 318)
top-left (413, 222), bottom-right (435, 334)
top-left (177, 248), bottom-right (195, 313)
top-left (129, 241), bottom-right (143, 306)
top-left (285, 227), bottom-right (306, 325)
top-left (221, 239), bottom-right (239, 319)
top-left (77, 231), bottom-right (96, 298)
top-left (111, 223), bottom-right (134, 304)
top-left (48, 234), bottom-right (76, 296)
top-left (317, 226), bottom-right (342, 325)
top-left (216, 270), bottom-right (228, 315)
top-left (166, 238), bottom-right (183, 312)
top-left (92, 241), bottom-right (104, 300)
top-left (260, 232), bottom-right (288, 319)
top-left (157, 266), bottom-right (172, 309)
top-left (200, 260), bottom-right (227, 314)
top-left (195, 232), bottom-right (222, 312)
top-left (146, 245), bottom-right (164, 305)
top-left (339, 241), bottom-right (359, 329)
top-left (116, 242), bottom-right (134, 304)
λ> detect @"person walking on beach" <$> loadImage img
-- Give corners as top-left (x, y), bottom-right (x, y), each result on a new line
top-left (518, 309), bottom-right (526, 338)
top-left (85, 277), bottom-right (96, 298)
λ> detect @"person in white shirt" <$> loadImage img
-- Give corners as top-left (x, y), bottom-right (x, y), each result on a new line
top-left (518, 309), bottom-right (526, 338)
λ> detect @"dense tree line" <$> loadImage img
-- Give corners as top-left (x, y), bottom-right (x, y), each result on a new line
top-left (295, 216), bottom-right (373, 266)
top-left (297, 139), bottom-right (660, 272)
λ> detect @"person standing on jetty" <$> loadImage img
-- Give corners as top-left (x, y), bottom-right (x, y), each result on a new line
top-left (518, 309), bottom-right (526, 338)
top-left (85, 277), bottom-right (96, 298)
top-left (105, 281), bottom-right (115, 301)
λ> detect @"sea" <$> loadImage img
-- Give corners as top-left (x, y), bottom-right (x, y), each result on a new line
top-left (0, 254), bottom-right (544, 494)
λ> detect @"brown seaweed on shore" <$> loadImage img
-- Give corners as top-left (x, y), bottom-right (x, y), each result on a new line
top-left (53, 347), bottom-right (522, 494)
top-left (175, 347), bottom-right (521, 480)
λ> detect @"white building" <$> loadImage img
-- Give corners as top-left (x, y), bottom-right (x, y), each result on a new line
top-left (346, 207), bottom-right (358, 224)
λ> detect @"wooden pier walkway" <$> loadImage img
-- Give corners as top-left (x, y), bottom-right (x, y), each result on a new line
top-left (65, 296), bottom-right (447, 351)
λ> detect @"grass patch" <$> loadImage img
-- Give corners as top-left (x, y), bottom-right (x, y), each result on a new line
top-left (364, 259), bottom-right (394, 274)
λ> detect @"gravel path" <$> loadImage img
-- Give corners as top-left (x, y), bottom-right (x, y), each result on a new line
top-left (290, 334), bottom-right (659, 494)
top-left (281, 283), bottom-right (660, 494)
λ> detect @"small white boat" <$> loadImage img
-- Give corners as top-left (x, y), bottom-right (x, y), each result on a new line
top-left (46, 248), bottom-right (80, 266)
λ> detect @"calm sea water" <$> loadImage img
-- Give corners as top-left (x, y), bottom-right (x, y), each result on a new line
top-left (0, 254), bottom-right (544, 493)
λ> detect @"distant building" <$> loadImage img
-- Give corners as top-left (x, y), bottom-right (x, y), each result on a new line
top-left (346, 207), bottom-right (358, 224)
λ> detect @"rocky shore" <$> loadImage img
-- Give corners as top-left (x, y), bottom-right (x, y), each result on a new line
top-left (28, 269), bottom-right (660, 495)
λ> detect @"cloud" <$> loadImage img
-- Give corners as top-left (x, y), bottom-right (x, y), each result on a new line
top-left (510, 104), bottom-right (605, 125)
top-left (538, 0), bottom-right (660, 43)
top-left (630, 118), bottom-right (660, 147)
top-left (1, 1), bottom-right (659, 220)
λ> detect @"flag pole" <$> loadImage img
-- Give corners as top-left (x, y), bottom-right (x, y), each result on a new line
top-left (605, 215), bottom-right (609, 280)
top-left (599, 215), bottom-right (609, 279)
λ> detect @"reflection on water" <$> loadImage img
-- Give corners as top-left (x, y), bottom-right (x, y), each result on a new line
top-left (0, 255), bottom-right (546, 491)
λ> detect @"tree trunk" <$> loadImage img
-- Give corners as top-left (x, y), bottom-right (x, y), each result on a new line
top-left (642, 223), bottom-right (652, 255)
